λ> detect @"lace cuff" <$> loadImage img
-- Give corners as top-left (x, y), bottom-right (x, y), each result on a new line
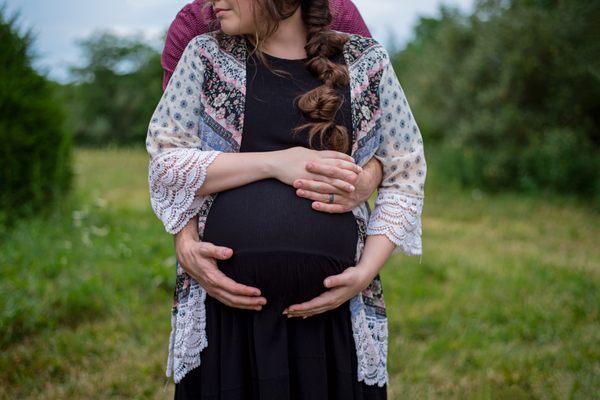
top-left (149, 148), bottom-right (221, 234)
top-left (366, 190), bottom-right (423, 256)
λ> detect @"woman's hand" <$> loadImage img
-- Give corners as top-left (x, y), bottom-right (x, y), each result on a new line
top-left (174, 219), bottom-right (267, 311)
top-left (282, 264), bottom-right (376, 319)
top-left (283, 233), bottom-right (396, 318)
top-left (270, 147), bottom-right (363, 194)
top-left (294, 156), bottom-right (382, 213)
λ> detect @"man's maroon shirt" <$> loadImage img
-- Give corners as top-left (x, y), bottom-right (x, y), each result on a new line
top-left (162, 0), bottom-right (372, 90)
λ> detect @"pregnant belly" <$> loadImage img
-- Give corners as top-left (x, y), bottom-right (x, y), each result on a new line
top-left (202, 178), bottom-right (359, 308)
top-left (214, 251), bottom-right (354, 310)
top-left (202, 178), bottom-right (358, 262)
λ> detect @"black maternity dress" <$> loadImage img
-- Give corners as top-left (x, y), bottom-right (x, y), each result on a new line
top-left (174, 50), bottom-right (387, 400)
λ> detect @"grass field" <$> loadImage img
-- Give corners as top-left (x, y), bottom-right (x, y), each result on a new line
top-left (1, 148), bottom-right (598, 399)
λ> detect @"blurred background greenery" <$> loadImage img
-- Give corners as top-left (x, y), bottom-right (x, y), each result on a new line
top-left (0, 0), bottom-right (598, 398)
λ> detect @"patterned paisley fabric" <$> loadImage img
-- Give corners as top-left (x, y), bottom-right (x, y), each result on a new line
top-left (146, 30), bottom-right (427, 387)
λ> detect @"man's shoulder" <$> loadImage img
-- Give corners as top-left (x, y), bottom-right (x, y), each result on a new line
top-left (174, 0), bottom-right (212, 25)
top-left (166, 1), bottom-right (211, 38)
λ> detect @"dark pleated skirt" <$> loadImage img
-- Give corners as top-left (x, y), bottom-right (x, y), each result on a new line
top-left (174, 250), bottom-right (387, 400)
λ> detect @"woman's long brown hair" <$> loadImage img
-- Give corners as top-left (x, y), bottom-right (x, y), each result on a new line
top-left (204, 0), bottom-right (352, 153)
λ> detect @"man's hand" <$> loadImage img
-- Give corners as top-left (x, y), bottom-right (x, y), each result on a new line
top-left (293, 156), bottom-right (382, 213)
top-left (174, 218), bottom-right (267, 311)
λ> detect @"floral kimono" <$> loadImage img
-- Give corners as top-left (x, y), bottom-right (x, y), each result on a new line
top-left (146, 30), bottom-right (426, 386)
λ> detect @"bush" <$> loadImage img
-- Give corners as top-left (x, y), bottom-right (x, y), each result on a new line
top-left (0, 7), bottom-right (73, 225)
top-left (393, 0), bottom-right (600, 200)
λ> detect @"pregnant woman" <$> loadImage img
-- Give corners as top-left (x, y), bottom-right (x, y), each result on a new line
top-left (146, 0), bottom-right (427, 398)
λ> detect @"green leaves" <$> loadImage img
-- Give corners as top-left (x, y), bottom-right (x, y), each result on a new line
top-left (393, 0), bottom-right (599, 201)
top-left (0, 8), bottom-right (73, 224)
top-left (64, 31), bottom-right (164, 146)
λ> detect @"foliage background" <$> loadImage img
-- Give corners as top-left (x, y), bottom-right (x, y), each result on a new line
top-left (0, 9), bottom-right (72, 225)
top-left (60, 32), bottom-right (164, 146)
top-left (393, 0), bottom-right (599, 200)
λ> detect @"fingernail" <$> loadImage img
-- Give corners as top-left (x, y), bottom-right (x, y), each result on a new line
top-left (349, 185), bottom-right (355, 191)
top-left (282, 309), bottom-right (288, 315)
top-left (298, 190), bottom-right (304, 196)
top-left (324, 279), bottom-right (330, 287)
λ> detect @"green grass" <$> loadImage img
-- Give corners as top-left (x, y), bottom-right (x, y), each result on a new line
top-left (1, 147), bottom-right (598, 399)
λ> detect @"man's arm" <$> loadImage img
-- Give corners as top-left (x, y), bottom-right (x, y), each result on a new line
top-left (330, 0), bottom-right (372, 37)
top-left (361, 157), bottom-right (383, 201)
top-left (162, 1), bottom-right (215, 91)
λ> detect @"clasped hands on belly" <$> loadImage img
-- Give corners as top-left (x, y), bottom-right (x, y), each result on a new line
top-left (175, 146), bottom-right (383, 314)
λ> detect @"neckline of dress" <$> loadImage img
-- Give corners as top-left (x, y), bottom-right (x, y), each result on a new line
top-left (260, 51), bottom-right (309, 64)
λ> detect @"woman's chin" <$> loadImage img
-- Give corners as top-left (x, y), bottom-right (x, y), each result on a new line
top-left (219, 21), bottom-right (251, 36)
top-left (220, 26), bottom-right (238, 35)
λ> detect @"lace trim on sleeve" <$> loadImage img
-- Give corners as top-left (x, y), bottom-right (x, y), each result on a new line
top-left (149, 148), bottom-right (221, 234)
top-left (366, 190), bottom-right (423, 256)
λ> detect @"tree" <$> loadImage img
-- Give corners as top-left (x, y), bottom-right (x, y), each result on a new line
top-left (65, 32), bottom-right (164, 146)
top-left (0, 7), bottom-right (73, 224)
top-left (393, 0), bottom-right (600, 199)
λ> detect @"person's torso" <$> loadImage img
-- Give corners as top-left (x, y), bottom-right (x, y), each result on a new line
top-left (202, 51), bottom-right (358, 263)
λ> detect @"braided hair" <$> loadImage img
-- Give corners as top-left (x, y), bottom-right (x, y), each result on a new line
top-left (239, 0), bottom-right (352, 153)
top-left (293, 0), bottom-right (351, 153)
